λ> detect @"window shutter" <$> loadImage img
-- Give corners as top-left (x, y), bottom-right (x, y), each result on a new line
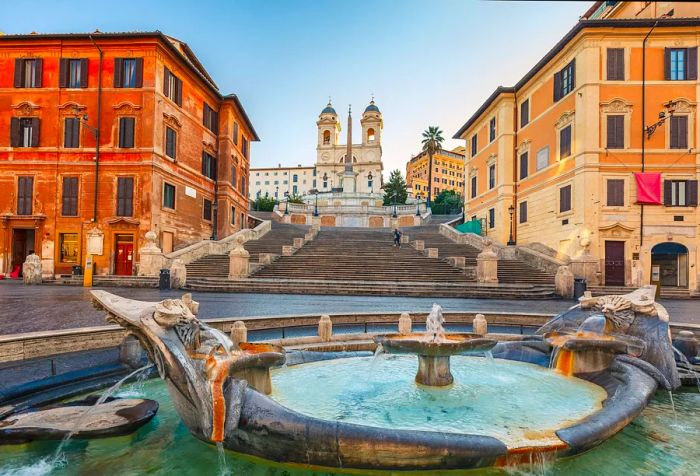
top-left (163, 67), bottom-right (170, 97)
top-left (606, 116), bottom-right (615, 148)
top-left (176, 78), bottom-right (182, 106)
top-left (125, 118), bottom-right (135, 148)
top-left (688, 47), bottom-right (698, 80)
top-left (663, 180), bottom-right (672, 205)
top-left (664, 48), bottom-right (671, 80)
top-left (134, 58), bottom-right (143, 87)
top-left (80, 58), bottom-right (89, 87)
top-left (31, 118), bottom-right (40, 147)
top-left (606, 49), bottom-right (615, 80)
top-left (616, 115), bottom-right (624, 148)
top-left (670, 117), bottom-right (678, 149)
top-left (34, 59), bottom-right (43, 87)
top-left (64, 118), bottom-right (72, 147)
top-left (680, 116), bottom-right (688, 148)
top-left (570, 59), bottom-right (576, 90)
top-left (685, 180), bottom-right (698, 207)
top-left (201, 152), bottom-right (207, 175)
top-left (126, 178), bottom-right (134, 216)
top-left (10, 118), bottom-right (20, 147)
top-left (113, 59), bottom-right (123, 87)
top-left (553, 71), bottom-right (562, 102)
top-left (14, 59), bottom-right (23, 87)
top-left (59, 59), bottom-right (68, 88)
top-left (212, 110), bottom-right (219, 134)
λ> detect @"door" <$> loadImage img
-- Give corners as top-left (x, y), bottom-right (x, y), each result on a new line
top-left (604, 241), bottom-right (625, 286)
top-left (115, 236), bottom-right (134, 275)
top-left (11, 228), bottom-right (35, 273)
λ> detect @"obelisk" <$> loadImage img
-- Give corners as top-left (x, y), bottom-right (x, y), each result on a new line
top-left (342, 105), bottom-right (356, 192)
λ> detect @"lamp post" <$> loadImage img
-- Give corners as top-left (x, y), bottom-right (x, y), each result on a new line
top-left (416, 193), bottom-right (422, 216)
top-left (507, 204), bottom-right (516, 246)
top-left (314, 190), bottom-right (319, 216)
top-left (284, 191), bottom-right (289, 215)
top-left (368, 171), bottom-right (373, 195)
top-left (392, 192), bottom-right (398, 218)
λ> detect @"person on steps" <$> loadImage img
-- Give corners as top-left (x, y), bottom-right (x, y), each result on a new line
top-left (393, 228), bottom-right (402, 248)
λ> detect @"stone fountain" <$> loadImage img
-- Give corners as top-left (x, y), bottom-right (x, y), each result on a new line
top-left (374, 304), bottom-right (497, 386)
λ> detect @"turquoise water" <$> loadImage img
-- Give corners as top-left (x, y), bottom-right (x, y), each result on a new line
top-left (0, 357), bottom-right (698, 475)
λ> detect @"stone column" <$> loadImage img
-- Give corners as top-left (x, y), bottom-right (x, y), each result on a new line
top-left (230, 321), bottom-right (248, 347)
top-left (138, 231), bottom-right (165, 277)
top-left (318, 315), bottom-right (333, 342)
top-left (228, 236), bottom-right (250, 279)
top-left (476, 240), bottom-right (499, 284)
top-left (473, 314), bottom-right (488, 336)
top-left (555, 265), bottom-right (575, 299)
top-left (398, 312), bottom-right (412, 335)
top-left (170, 259), bottom-right (187, 289)
top-left (22, 253), bottom-right (42, 284)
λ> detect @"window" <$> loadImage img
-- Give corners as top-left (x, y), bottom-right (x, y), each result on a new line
top-left (165, 127), bottom-right (177, 159)
top-left (606, 115), bottom-right (624, 149)
top-left (293, 174), bottom-right (298, 183)
top-left (520, 99), bottom-right (529, 128)
top-left (559, 125), bottom-right (572, 159)
top-left (203, 103), bottom-right (219, 134)
top-left (607, 179), bottom-right (624, 206)
top-left (232, 166), bottom-right (238, 187)
top-left (488, 164), bottom-right (496, 189)
top-left (64, 118), bottom-right (80, 148)
top-left (367, 128), bottom-right (376, 142)
top-left (559, 185), bottom-right (572, 213)
top-left (163, 67), bottom-right (183, 106)
top-left (14, 58), bottom-right (42, 88)
top-left (118, 117), bottom-right (135, 148)
top-left (62, 177), bottom-right (79, 216)
top-left (240, 176), bottom-right (246, 195)
top-left (116, 177), bottom-right (134, 217)
top-left (233, 122), bottom-right (239, 145)
top-left (10, 118), bottom-right (39, 147)
top-left (323, 130), bottom-right (330, 144)
top-left (536, 146), bottom-right (549, 171)
top-left (293, 185), bottom-right (298, 194)
top-left (203, 199), bottom-right (213, 221)
top-left (113, 58), bottom-right (143, 88)
top-left (163, 183), bottom-right (176, 209)
top-left (488, 208), bottom-right (495, 228)
top-left (470, 175), bottom-right (477, 199)
top-left (471, 134), bottom-right (477, 157)
top-left (231, 206), bottom-right (236, 225)
top-left (59, 59), bottom-right (88, 88)
top-left (519, 152), bottom-right (529, 180)
top-left (242, 137), bottom-right (249, 158)
top-left (59, 233), bottom-right (79, 264)
top-left (670, 116), bottom-right (688, 149)
top-left (17, 177), bottom-right (33, 215)
top-left (665, 48), bottom-right (697, 81)
top-left (489, 117), bottom-right (496, 142)
top-left (553, 59), bottom-right (575, 101)
top-left (607, 48), bottom-right (624, 81)
top-left (664, 180), bottom-right (698, 207)
top-left (519, 201), bottom-right (527, 223)
top-left (202, 152), bottom-right (216, 180)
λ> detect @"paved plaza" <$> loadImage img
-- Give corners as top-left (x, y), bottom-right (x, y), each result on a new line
top-left (0, 281), bottom-right (697, 336)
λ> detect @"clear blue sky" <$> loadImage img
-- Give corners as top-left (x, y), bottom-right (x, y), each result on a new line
top-left (2, 0), bottom-right (590, 179)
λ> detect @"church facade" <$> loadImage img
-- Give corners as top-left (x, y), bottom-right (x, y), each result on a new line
top-left (315, 100), bottom-right (383, 194)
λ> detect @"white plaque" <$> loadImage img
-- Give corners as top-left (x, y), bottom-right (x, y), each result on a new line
top-left (185, 186), bottom-right (197, 198)
top-left (86, 227), bottom-right (104, 256)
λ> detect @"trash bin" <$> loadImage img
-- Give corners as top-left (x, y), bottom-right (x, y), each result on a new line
top-left (573, 278), bottom-right (587, 300)
top-left (71, 265), bottom-right (83, 276)
top-left (159, 268), bottom-right (171, 290)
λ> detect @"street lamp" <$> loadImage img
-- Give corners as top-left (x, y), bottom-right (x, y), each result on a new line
top-left (284, 191), bottom-right (289, 215)
top-left (368, 171), bottom-right (373, 194)
top-left (507, 204), bottom-right (516, 246)
top-left (392, 192), bottom-right (398, 218)
top-left (313, 190), bottom-right (319, 216)
top-left (416, 193), bottom-right (422, 216)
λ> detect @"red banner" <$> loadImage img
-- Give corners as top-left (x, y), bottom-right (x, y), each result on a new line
top-left (634, 172), bottom-right (662, 204)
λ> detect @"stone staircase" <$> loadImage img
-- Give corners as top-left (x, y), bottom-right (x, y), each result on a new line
top-left (186, 222), bottom-right (309, 279)
top-left (400, 225), bottom-right (556, 286)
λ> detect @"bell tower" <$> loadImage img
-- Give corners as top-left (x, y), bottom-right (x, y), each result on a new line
top-left (361, 99), bottom-right (382, 146)
top-left (317, 100), bottom-right (341, 150)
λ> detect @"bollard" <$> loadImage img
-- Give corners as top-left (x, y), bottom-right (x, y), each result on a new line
top-left (414, 240), bottom-right (425, 251)
top-left (282, 245), bottom-right (294, 256)
top-left (473, 314), bottom-right (488, 336)
top-left (398, 312), bottom-right (412, 335)
top-left (318, 315), bottom-right (333, 342)
top-left (427, 248), bottom-right (439, 259)
top-left (293, 237), bottom-right (304, 248)
top-left (230, 321), bottom-right (248, 347)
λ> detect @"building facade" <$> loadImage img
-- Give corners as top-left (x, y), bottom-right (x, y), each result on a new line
top-left (249, 165), bottom-right (317, 200)
top-left (0, 32), bottom-right (258, 277)
top-left (406, 147), bottom-right (465, 199)
top-left (315, 100), bottom-right (384, 194)
top-left (455, 2), bottom-right (700, 291)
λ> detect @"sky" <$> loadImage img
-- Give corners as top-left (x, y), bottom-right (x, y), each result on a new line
top-left (1, 0), bottom-right (590, 180)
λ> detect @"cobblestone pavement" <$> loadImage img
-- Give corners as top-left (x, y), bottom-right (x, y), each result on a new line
top-left (0, 280), bottom-right (697, 336)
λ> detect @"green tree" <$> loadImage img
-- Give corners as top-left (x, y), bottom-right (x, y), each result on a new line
top-left (383, 170), bottom-right (408, 206)
top-left (286, 193), bottom-right (305, 204)
top-left (421, 126), bottom-right (445, 208)
top-left (253, 195), bottom-right (277, 212)
top-left (433, 190), bottom-right (464, 215)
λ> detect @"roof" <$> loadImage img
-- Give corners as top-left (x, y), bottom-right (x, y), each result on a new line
top-left (410, 147), bottom-right (465, 163)
top-left (0, 31), bottom-right (259, 141)
top-left (321, 103), bottom-right (337, 115)
top-left (453, 17), bottom-right (700, 139)
top-left (364, 101), bottom-right (380, 113)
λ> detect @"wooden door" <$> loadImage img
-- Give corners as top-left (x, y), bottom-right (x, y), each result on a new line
top-left (604, 241), bottom-right (625, 286)
top-left (115, 242), bottom-right (134, 275)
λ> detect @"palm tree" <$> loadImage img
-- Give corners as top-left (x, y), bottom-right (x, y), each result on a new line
top-left (421, 126), bottom-right (445, 209)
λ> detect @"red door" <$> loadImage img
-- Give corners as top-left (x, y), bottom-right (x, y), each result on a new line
top-left (604, 241), bottom-right (625, 286)
top-left (115, 243), bottom-right (134, 275)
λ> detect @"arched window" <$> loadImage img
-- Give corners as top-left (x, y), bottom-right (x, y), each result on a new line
top-left (323, 130), bottom-right (330, 145)
top-left (367, 128), bottom-right (376, 142)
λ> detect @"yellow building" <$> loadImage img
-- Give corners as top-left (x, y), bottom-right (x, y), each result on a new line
top-left (454, 2), bottom-right (700, 293)
top-left (406, 147), bottom-right (465, 200)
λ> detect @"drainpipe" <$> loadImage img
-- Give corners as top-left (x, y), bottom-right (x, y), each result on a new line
top-left (89, 34), bottom-right (102, 224)
top-left (512, 91), bottom-right (518, 245)
top-left (640, 21), bottom-right (659, 249)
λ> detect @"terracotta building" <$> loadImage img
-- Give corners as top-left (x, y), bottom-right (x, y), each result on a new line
top-left (0, 31), bottom-right (258, 277)
top-left (406, 147), bottom-right (465, 199)
top-left (455, 2), bottom-right (700, 292)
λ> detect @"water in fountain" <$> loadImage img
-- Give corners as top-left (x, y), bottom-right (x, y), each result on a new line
top-left (216, 442), bottom-right (232, 476)
top-left (424, 303), bottom-right (446, 342)
top-left (484, 350), bottom-right (494, 364)
top-left (673, 346), bottom-right (700, 391)
top-left (50, 364), bottom-right (153, 468)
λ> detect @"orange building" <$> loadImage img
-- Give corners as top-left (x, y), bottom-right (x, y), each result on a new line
top-left (0, 32), bottom-right (258, 277)
top-left (455, 2), bottom-right (700, 292)
top-left (406, 147), bottom-right (465, 199)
